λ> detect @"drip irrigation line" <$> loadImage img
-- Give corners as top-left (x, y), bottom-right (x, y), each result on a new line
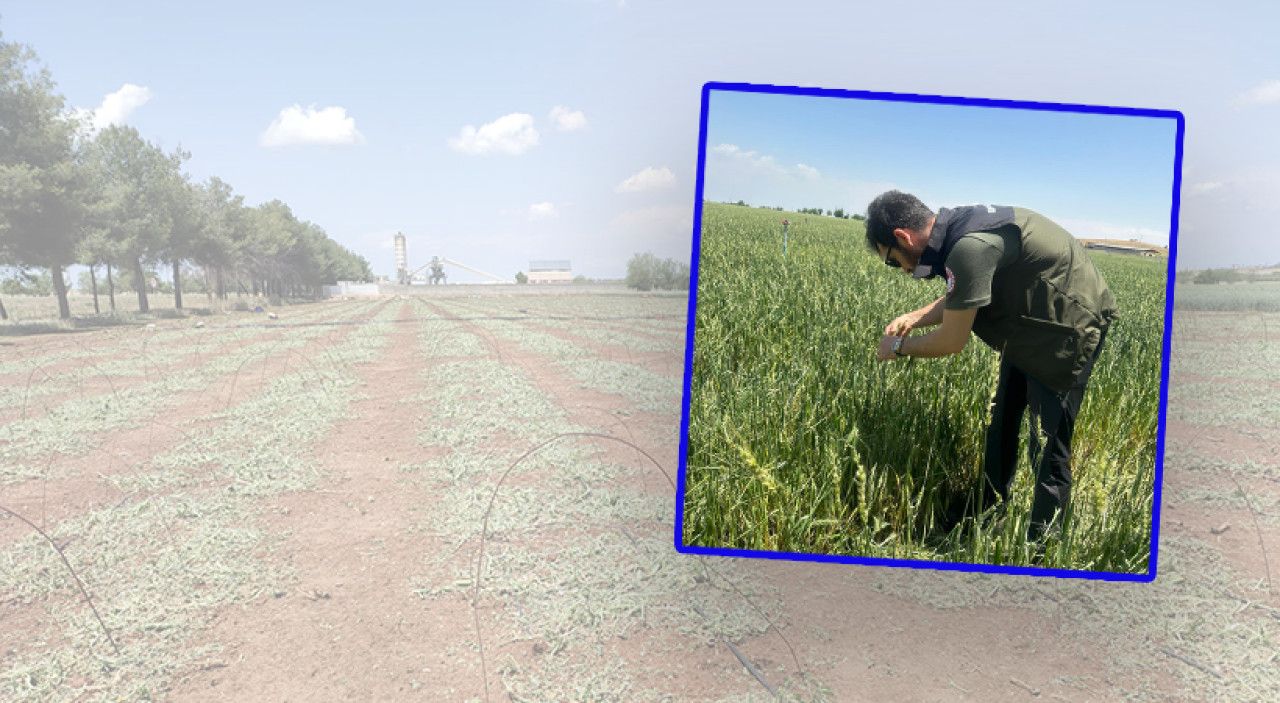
top-left (18, 344), bottom-right (141, 435)
top-left (0, 502), bottom-right (120, 656)
top-left (469, 431), bottom-right (671, 703)
top-left (694, 602), bottom-right (780, 700)
top-left (1226, 471), bottom-right (1274, 596)
top-left (24, 354), bottom-right (130, 528)
top-left (1156, 642), bottom-right (1223, 680)
top-left (696, 558), bottom-right (802, 676)
top-left (1178, 315), bottom-right (1275, 601)
top-left (470, 430), bottom-right (805, 702)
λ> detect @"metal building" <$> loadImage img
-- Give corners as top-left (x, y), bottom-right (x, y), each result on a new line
top-left (1081, 240), bottom-right (1165, 257)
top-left (528, 260), bottom-right (572, 284)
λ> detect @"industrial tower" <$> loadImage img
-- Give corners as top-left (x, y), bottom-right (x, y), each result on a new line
top-left (392, 232), bottom-right (509, 284)
top-left (394, 232), bottom-right (408, 284)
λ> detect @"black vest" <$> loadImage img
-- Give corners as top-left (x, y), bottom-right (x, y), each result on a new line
top-left (913, 205), bottom-right (1016, 281)
top-left (916, 205), bottom-right (1117, 392)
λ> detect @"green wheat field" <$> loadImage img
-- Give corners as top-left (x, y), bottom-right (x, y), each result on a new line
top-left (683, 202), bottom-right (1165, 573)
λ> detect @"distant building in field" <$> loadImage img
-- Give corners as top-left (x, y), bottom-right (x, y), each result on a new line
top-left (1081, 239), bottom-right (1166, 257)
top-left (323, 280), bottom-right (381, 298)
top-left (528, 260), bottom-right (572, 284)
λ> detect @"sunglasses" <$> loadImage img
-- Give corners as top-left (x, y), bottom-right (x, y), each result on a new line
top-left (883, 242), bottom-right (899, 269)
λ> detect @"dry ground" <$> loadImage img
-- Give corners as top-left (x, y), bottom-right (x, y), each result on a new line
top-left (1, 292), bottom-right (1276, 701)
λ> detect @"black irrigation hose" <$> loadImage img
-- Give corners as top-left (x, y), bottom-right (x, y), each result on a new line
top-left (1, 302), bottom-right (386, 666)
top-left (22, 358), bottom-right (118, 422)
top-left (221, 299), bottom-right (383, 410)
top-left (1245, 311), bottom-right (1276, 596)
top-left (0, 502), bottom-right (120, 656)
top-left (1170, 316), bottom-right (1275, 602)
top-left (470, 431), bottom-right (803, 702)
top-left (418, 303), bottom-right (797, 696)
top-left (696, 557), bottom-right (802, 676)
top-left (1227, 472), bottom-right (1273, 596)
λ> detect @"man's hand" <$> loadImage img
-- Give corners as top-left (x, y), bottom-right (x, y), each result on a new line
top-left (885, 311), bottom-right (922, 337)
top-left (877, 335), bottom-right (903, 362)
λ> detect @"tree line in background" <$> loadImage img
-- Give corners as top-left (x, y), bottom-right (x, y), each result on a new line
top-left (0, 265), bottom-right (220, 297)
top-left (0, 34), bottom-right (371, 320)
top-left (726, 200), bottom-right (865, 220)
top-left (1177, 267), bottom-right (1280, 284)
top-left (625, 252), bottom-right (689, 291)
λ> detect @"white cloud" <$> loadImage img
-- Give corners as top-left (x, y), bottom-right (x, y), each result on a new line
top-left (260, 105), bottom-right (365, 147)
top-left (354, 229), bottom-right (401, 250)
top-left (1187, 181), bottom-right (1224, 195)
top-left (549, 105), bottom-right (587, 131)
top-left (610, 203), bottom-right (687, 225)
top-left (528, 201), bottom-right (558, 220)
top-left (75, 83), bottom-right (152, 132)
top-left (603, 204), bottom-right (694, 268)
top-left (704, 141), bottom-right (901, 216)
top-left (1056, 217), bottom-right (1168, 246)
top-left (710, 143), bottom-right (816, 179)
top-left (615, 166), bottom-right (676, 193)
top-left (1238, 80), bottom-right (1280, 106)
top-left (712, 144), bottom-right (776, 170)
top-left (448, 112), bottom-right (539, 155)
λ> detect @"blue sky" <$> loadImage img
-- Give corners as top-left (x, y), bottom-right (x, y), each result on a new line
top-left (4, 2), bottom-right (1279, 274)
top-left (705, 90), bottom-right (1178, 245)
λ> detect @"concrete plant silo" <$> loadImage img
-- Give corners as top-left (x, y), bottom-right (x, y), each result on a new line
top-left (394, 232), bottom-right (408, 284)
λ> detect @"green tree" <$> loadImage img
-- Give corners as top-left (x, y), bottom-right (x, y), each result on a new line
top-left (1, 268), bottom-right (53, 295)
top-left (247, 200), bottom-right (302, 301)
top-left (195, 177), bottom-right (249, 302)
top-left (0, 35), bottom-right (91, 319)
top-left (625, 253), bottom-right (690, 291)
top-left (1193, 268), bottom-right (1243, 284)
top-left (177, 263), bottom-right (209, 294)
top-left (82, 125), bottom-right (179, 314)
top-left (626, 252), bottom-right (659, 291)
top-left (0, 235), bottom-right (9, 320)
top-left (283, 221), bottom-right (331, 298)
top-left (158, 161), bottom-right (202, 310)
top-left (77, 162), bottom-right (123, 315)
top-left (515, 271), bottom-right (528, 284)
top-left (80, 263), bottom-right (141, 298)
top-left (321, 237), bottom-right (371, 284)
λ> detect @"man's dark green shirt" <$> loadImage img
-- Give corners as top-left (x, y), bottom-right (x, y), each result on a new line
top-left (922, 206), bottom-right (1118, 392)
top-left (942, 229), bottom-right (1020, 311)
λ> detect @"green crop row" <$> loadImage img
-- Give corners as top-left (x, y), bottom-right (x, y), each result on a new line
top-left (684, 203), bottom-right (1163, 572)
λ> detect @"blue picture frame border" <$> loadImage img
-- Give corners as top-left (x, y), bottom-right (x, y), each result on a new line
top-left (675, 81), bottom-right (1185, 583)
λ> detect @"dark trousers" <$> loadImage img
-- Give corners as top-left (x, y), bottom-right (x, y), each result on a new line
top-left (979, 332), bottom-right (1106, 542)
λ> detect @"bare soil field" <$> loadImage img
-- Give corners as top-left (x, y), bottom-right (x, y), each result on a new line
top-left (2, 294), bottom-right (1276, 701)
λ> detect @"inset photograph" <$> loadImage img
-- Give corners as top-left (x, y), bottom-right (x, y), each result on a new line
top-left (678, 84), bottom-right (1182, 578)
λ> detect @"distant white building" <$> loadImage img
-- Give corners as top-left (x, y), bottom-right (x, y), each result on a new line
top-left (322, 280), bottom-right (381, 297)
top-left (1082, 241), bottom-right (1164, 257)
top-left (528, 260), bottom-right (572, 284)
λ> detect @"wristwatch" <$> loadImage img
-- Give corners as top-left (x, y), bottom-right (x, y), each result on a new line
top-left (892, 336), bottom-right (906, 358)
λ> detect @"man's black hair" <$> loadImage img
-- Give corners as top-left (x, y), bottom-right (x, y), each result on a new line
top-left (864, 190), bottom-right (934, 253)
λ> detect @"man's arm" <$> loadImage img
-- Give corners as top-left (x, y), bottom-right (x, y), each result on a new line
top-left (885, 295), bottom-right (946, 336)
top-left (877, 307), bottom-right (977, 360)
top-left (877, 232), bottom-right (1000, 361)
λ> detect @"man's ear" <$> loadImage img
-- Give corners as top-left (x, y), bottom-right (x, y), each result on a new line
top-left (892, 227), bottom-right (912, 249)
